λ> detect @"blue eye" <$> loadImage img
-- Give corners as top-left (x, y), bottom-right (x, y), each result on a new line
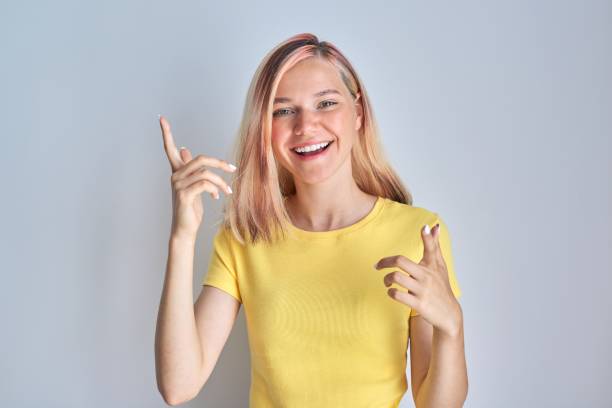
top-left (272, 108), bottom-right (292, 117)
top-left (319, 100), bottom-right (337, 108)
top-left (272, 100), bottom-right (338, 118)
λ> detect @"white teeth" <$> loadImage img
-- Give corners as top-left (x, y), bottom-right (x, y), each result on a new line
top-left (293, 141), bottom-right (330, 153)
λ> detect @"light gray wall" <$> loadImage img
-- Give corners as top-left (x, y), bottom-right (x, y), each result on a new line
top-left (1, 0), bottom-right (610, 406)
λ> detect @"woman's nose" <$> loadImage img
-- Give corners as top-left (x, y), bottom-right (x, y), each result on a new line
top-left (294, 109), bottom-right (319, 136)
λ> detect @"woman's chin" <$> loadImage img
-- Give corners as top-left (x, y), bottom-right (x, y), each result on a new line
top-left (292, 169), bottom-right (337, 185)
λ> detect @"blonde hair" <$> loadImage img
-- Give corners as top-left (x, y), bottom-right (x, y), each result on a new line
top-left (218, 33), bottom-right (413, 245)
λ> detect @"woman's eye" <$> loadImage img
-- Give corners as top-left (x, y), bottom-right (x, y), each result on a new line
top-left (273, 101), bottom-right (337, 118)
top-left (319, 100), bottom-right (337, 108)
top-left (273, 108), bottom-right (292, 117)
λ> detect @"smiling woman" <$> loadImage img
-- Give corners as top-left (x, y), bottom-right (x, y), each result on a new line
top-left (220, 35), bottom-right (412, 244)
top-left (269, 57), bottom-right (363, 191)
top-left (192, 33), bottom-right (466, 407)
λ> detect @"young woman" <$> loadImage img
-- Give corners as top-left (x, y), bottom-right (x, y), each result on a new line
top-left (155, 33), bottom-right (467, 407)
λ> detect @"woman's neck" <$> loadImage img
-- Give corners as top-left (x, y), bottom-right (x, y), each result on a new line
top-left (285, 187), bottom-right (378, 232)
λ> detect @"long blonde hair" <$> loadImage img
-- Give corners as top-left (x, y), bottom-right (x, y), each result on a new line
top-left (218, 33), bottom-right (413, 245)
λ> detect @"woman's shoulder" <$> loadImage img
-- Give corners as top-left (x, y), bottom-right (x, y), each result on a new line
top-left (213, 221), bottom-right (275, 251)
top-left (381, 197), bottom-right (440, 225)
top-left (208, 221), bottom-right (243, 251)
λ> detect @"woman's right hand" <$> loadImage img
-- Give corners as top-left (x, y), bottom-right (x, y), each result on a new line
top-left (159, 115), bottom-right (237, 241)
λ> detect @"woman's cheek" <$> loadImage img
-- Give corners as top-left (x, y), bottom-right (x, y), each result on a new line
top-left (271, 122), bottom-right (290, 142)
top-left (329, 111), bottom-right (351, 134)
top-left (270, 130), bottom-right (291, 166)
top-left (270, 128), bottom-right (284, 151)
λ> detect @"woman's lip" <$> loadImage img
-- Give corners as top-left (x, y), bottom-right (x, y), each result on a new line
top-left (291, 140), bottom-right (333, 160)
top-left (290, 140), bottom-right (333, 150)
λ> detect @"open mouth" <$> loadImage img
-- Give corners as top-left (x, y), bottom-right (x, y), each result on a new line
top-left (291, 141), bottom-right (334, 157)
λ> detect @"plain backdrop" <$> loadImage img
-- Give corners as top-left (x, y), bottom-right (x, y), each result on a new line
top-left (1, 0), bottom-right (610, 407)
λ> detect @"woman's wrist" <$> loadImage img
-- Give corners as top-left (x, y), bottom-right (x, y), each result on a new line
top-left (169, 232), bottom-right (197, 247)
top-left (437, 303), bottom-right (464, 339)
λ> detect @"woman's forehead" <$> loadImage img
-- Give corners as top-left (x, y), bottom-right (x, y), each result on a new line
top-left (276, 59), bottom-right (346, 98)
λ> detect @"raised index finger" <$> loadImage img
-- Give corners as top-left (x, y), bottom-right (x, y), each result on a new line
top-left (159, 115), bottom-right (183, 171)
top-left (432, 223), bottom-right (449, 271)
top-left (420, 223), bottom-right (439, 267)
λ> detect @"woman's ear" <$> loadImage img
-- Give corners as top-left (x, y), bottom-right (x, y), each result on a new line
top-left (354, 93), bottom-right (363, 131)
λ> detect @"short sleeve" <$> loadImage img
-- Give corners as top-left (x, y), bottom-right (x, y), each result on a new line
top-left (410, 214), bottom-right (462, 317)
top-left (202, 227), bottom-right (242, 303)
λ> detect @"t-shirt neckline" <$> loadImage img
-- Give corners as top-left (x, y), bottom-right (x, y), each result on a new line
top-left (286, 196), bottom-right (386, 240)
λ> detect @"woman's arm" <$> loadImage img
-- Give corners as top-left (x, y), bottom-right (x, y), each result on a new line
top-left (410, 308), bottom-right (468, 408)
top-left (155, 115), bottom-right (238, 405)
top-left (154, 235), bottom-right (204, 405)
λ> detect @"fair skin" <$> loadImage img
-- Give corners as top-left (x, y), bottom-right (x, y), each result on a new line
top-left (155, 56), bottom-right (466, 406)
top-left (376, 224), bottom-right (468, 407)
top-left (156, 115), bottom-right (241, 405)
top-left (270, 57), bottom-right (377, 230)
top-left (272, 56), bottom-right (467, 407)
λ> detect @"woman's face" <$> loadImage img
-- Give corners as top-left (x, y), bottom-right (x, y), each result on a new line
top-left (270, 57), bottom-right (363, 186)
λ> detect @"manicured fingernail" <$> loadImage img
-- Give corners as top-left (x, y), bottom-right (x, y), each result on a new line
top-left (373, 262), bottom-right (378, 269)
top-left (423, 224), bottom-right (431, 235)
top-left (227, 186), bottom-right (233, 194)
top-left (179, 146), bottom-right (186, 150)
top-left (228, 163), bottom-right (237, 171)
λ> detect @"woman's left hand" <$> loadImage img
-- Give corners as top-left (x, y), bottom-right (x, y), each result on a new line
top-left (374, 223), bottom-right (463, 337)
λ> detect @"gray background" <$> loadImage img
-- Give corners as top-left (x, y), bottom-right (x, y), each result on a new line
top-left (1, 0), bottom-right (610, 406)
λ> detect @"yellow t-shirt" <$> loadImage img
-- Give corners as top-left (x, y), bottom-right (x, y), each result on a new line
top-left (202, 196), bottom-right (462, 407)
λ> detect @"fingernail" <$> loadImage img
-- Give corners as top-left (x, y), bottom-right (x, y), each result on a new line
top-left (227, 186), bottom-right (233, 194)
top-left (423, 224), bottom-right (431, 235)
top-left (228, 163), bottom-right (237, 171)
top-left (434, 223), bottom-right (440, 236)
top-left (373, 262), bottom-right (379, 269)
top-left (179, 146), bottom-right (186, 151)
top-left (157, 113), bottom-right (161, 119)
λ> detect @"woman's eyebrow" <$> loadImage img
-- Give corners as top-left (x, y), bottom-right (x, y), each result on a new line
top-left (273, 89), bottom-right (341, 104)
